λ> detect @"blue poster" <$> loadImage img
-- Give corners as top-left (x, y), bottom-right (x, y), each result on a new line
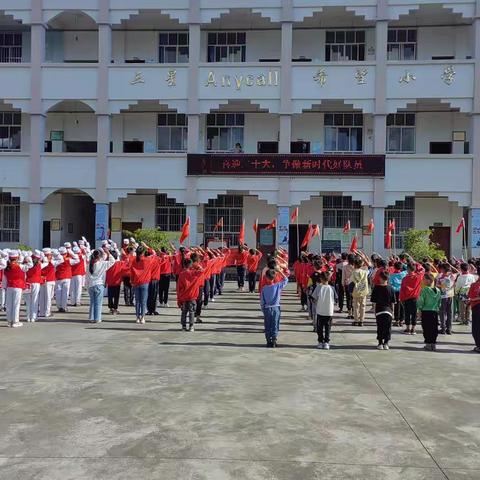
top-left (471, 209), bottom-right (480, 248)
top-left (95, 203), bottom-right (109, 246)
top-left (277, 206), bottom-right (289, 250)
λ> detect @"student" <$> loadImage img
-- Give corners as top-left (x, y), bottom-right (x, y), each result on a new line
top-left (388, 261), bottom-right (407, 326)
top-left (399, 261), bottom-right (425, 335)
top-left (246, 248), bottom-right (263, 293)
top-left (260, 268), bottom-right (289, 348)
top-left (121, 246), bottom-right (135, 307)
top-left (468, 268), bottom-right (480, 352)
top-left (146, 249), bottom-right (161, 316)
top-left (70, 246), bottom-right (86, 306)
top-left (335, 254), bottom-right (347, 313)
top-left (235, 245), bottom-right (249, 291)
top-left (85, 248), bottom-right (116, 323)
top-left (342, 254), bottom-right (355, 319)
top-left (39, 248), bottom-right (56, 318)
top-left (176, 258), bottom-right (205, 332)
top-left (0, 250), bottom-right (33, 327)
top-left (311, 271), bottom-right (335, 349)
top-left (417, 273), bottom-right (442, 351)
top-left (371, 271), bottom-right (395, 349)
top-left (54, 247), bottom-right (80, 313)
top-left (158, 247), bottom-right (172, 307)
top-left (351, 255), bottom-right (370, 327)
top-left (455, 263), bottom-right (477, 325)
top-left (130, 246), bottom-right (154, 324)
top-left (436, 263), bottom-right (458, 334)
top-left (25, 250), bottom-right (47, 323)
top-left (105, 252), bottom-right (129, 315)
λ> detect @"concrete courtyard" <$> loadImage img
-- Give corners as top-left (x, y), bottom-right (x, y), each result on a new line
top-left (0, 282), bottom-right (479, 480)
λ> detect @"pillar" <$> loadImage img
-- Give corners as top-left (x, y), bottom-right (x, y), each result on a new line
top-left (372, 206), bottom-right (385, 254)
top-left (188, 4), bottom-right (201, 154)
top-left (186, 205), bottom-right (199, 246)
top-left (29, 1), bottom-right (46, 247)
top-left (94, 203), bottom-right (109, 248)
top-left (279, 114), bottom-right (292, 154)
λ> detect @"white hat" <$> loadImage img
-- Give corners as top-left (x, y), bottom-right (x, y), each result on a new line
top-left (78, 240), bottom-right (85, 245)
top-left (33, 250), bottom-right (42, 258)
top-left (8, 250), bottom-right (19, 259)
top-left (73, 246), bottom-right (81, 253)
top-left (123, 239), bottom-right (129, 245)
top-left (42, 248), bottom-right (52, 255)
top-left (64, 242), bottom-right (72, 248)
top-left (58, 246), bottom-right (67, 254)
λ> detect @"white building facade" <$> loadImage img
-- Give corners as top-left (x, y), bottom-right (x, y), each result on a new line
top-left (1, 0), bottom-right (480, 258)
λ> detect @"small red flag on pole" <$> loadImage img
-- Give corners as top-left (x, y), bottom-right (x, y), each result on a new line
top-left (253, 218), bottom-right (259, 234)
top-left (455, 217), bottom-right (465, 235)
top-left (265, 218), bottom-right (276, 230)
top-left (213, 217), bottom-right (224, 232)
top-left (367, 218), bottom-right (375, 234)
top-left (238, 219), bottom-right (245, 245)
top-left (343, 220), bottom-right (351, 233)
top-left (350, 235), bottom-right (358, 252)
top-left (290, 207), bottom-right (299, 223)
top-left (179, 216), bottom-right (190, 244)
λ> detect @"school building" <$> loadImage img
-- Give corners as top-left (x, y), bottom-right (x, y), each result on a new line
top-left (1, 0), bottom-right (480, 258)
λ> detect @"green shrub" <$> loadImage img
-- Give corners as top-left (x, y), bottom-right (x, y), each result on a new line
top-left (402, 229), bottom-right (445, 261)
top-left (122, 228), bottom-right (175, 251)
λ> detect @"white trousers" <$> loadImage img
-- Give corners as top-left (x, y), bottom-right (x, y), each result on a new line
top-left (6, 287), bottom-right (22, 325)
top-left (55, 278), bottom-right (71, 310)
top-left (25, 283), bottom-right (41, 321)
top-left (39, 281), bottom-right (55, 317)
top-left (0, 286), bottom-right (5, 308)
top-left (70, 275), bottom-right (83, 305)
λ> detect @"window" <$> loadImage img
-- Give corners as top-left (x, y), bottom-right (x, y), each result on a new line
top-left (155, 194), bottom-right (186, 232)
top-left (207, 31), bottom-right (246, 63)
top-left (385, 197), bottom-right (415, 249)
top-left (0, 32), bottom-right (22, 63)
top-left (0, 192), bottom-right (20, 242)
top-left (206, 113), bottom-right (244, 152)
top-left (387, 113), bottom-right (415, 153)
top-left (325, 30), bottom-right (365, 61)
top-left (0, 112), bottom-right (21, 151)
top-left (157, 114), bottom-right (188, 152)
top-left (324, 113), bottom-right (363, 152)
top-left (388, 29), bottom-right (416, 61)
top-left (159, 32), bottom-right (189, 63)
top-left (323, 196), bottom-right (362, 229)
top-left (204, 195), bottom-right (243, 245)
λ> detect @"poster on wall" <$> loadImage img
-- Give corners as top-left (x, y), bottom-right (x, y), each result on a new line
top-left (471, 209), bottom-right (480, 248)
top-left (277, 206), bottom-right (290, 250)
top-left (95, 204), bottom-right (109, 246)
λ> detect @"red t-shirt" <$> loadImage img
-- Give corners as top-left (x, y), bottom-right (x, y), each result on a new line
top-left (130, 256), bottom-right (155, 287)
top-left (42, 262), bottom-right (56, 282)
top-left (4, 263), bottom-right (26, 289)
top-left (176, 267), bottom-right (205, 304)
top-left (247, 253), bottom-right (263, 273)
top-left (26, 263), bottom-right (43, 284)
top-left (468, 281), bottom-right (480, 308)
top-left (106, 261), bottom-right (129, 287)
top-left (71, 253), bottom-right (86, 276)
top-left (55, 258), bottom-right (72, 280)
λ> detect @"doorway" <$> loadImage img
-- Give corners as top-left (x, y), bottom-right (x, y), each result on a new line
top-left (289, 224), bottom-right (309, 263)
top-left (256, 224), bottom-right (276, 259)
top-left (430, 226), bottom-right (451, 257)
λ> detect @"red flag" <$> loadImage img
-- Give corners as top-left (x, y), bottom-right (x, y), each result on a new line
top-left (213, 217), bottom-right (224, 232)
top-left (367, 218), bottom-right (375, 234)
top-left (265, 218), bottom-right (276, 230)
top-left (290, 207), bottom-right (299, 223)
top-left (455, 217), bottom-right (465, 235)
top-left (311, 224), bottom-right (320, 238)
top-left (388, 219), bottom-right (396, 232)
top-left (386, 228), bottom-right (392, 249)
top-left (253, 218), bottom-right (259, 234)
top-left (350, 235), bottom-right (358, 252)
top-left (301, 224), bottom-right (313, 248)
top-left (179, 216), bottom-right (190, 244)
top-left (238, 219), bottom-right (245, 245)
top-left (343, 220), bottom-right (351, 233)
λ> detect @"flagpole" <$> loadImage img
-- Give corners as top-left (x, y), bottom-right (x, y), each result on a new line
top-left (463, 222), bottom-right (466, 259)
top-left (221, 219), bottom-right (224, 248)
top-left (296, 215), bottom-right (300, 258)
top-left (318, 226), bottom-right (321, 254)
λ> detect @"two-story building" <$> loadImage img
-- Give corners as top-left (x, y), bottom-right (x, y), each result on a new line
top-left (1, 0), bottom-right (479, 258)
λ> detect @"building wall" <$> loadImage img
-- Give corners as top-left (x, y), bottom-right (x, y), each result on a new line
top-left (417, 26), bottom-right (472, 60)
top-left (63, 31), bottom-right (98, 62)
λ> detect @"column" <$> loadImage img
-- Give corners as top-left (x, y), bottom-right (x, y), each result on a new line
top-left (29, 1), bottom-right (46, 247)
top-left (279, 2), bottom-right (293, 154)
top-left (188, 3), bottom-right (201, 153)
top-left (95, 0), bottom-right (111, 247)
top-left (372, 204), bottom-right (385, 254)
top-left (186, 205), bottom-right (199, 246)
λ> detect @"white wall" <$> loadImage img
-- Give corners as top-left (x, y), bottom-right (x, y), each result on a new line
top-left (122, 113), bottom-right (158, 150)
top-left (417, 26), bottom-right (472, 60)
top-left (63, 31), bottom-right (98, 62)
top-left (119, 194), bottom-right (156, 228)
top-left (244, 113), bottom-right (278, 153)
top-left (46, 113), bottom-right (97, 142)
top-left (43, 193), bottom-right (62, 247)
top-left (245, 30), bottom-right (281, 61)
top-left (243, 196), bottom-right (277, 246)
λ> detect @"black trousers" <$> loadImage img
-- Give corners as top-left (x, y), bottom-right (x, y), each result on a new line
top-left (345, 287), bottom-right (353, 313)
top-left (404, 298), bottom-right (418, 326)
top-left (209, 274), bottom-right (216, 299)
top-left (195, 286), bottom-right (203, 317)
top-left (336, 283), bottom-right (345, 311)
top-left (316, 315), bottom-right (332, 343)
top-left (216, 269), bottom-right (226, 295)
top-left (203, 279), bottom-right (210, 306)
top-left (300, 287), bottom-right (307, 307)
top-left (247, 271), bottom-right (257, 293)
top-left (123, 277), bottom-right (134, 306)
top-left (421, 311), bottom-right (439, 344)
top-left (376, 313), bottom-right (392, 343)
top-left (237, 265), bottom-right (246, 288)
top-left (108, 285), bottom-right (121, 311)
top-left (394, 291), bottom-right (404, 322)
top-left (472, 304), bottom-right (480, 347)
top-left (147, 280), bottom-right (159, 314)
top-left (158, 274), bottom-right (170, 304)
top-left (181, 300), bottom-right (196, 327)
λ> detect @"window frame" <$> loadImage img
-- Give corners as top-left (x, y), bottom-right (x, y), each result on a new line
top-left (157, 113), bottom-right (188, 152)
top-left (158, 31), bottom-right (189, 64)
top-left (207, 31), bottom-right (246, 63)
top-left (386, 113), bottom-right (416, 153)
top-left (324, 113), bottom-right (363, 153)
top-left (385, 197), bottom-right (415, 250)
top-left (387, 28), bottom-right (417, 61)
top-left (0, 32), bottom-right (22, 63)
top-left (0, 111), bottom-right (21, 151)
top-left (155, 194), bottom-right (186, 232)
top-left (325, 30), bottom-right (365, 62)
top-left (204, 194), bottom-right (244, 246)
top-left (322, 196), bottom-right (363, 229)
top-left (206, 113), bottom-right (245, 152)
top-left (0, 192), bottom-right (20, 242)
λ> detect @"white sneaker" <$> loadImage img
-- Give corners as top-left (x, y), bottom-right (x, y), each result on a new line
top-left (317, 342), bottom-right (323, 349)
top-left (140, 317), bottom-right (145, 324)
top-left (165, 303), bottom-right (170, 308)
top-left (12, 322), bottom-right (23, 328)
top-left (136, 318), bottom-right (140, 324)
top-left (377, 344), bottom-right (383, 350)
top-left (383, 344), bottom-right (389, 350)
top-left (211, 298), bottom-right (215, 302)
top-left (189, 325), bottom-right (195, 332)
top-left (324, 343), bottom-right (330, 350)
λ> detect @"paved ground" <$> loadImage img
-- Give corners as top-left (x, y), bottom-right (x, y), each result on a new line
top-left (0, 282), bottom-right (479, 480)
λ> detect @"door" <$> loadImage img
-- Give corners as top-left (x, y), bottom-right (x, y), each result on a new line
top-left (42, 221), bottom-right (51, 248)
top-left (257, 224), bottom-right (276, 259)
top-left (430, 226), bottom-right (451, 257)
top-left (289, 224), bottom-right (309, 264)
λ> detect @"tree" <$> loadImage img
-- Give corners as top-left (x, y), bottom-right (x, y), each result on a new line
top-left (402, 229), bottom-right (445, 261)
top-left (122, 228), bottom-right (172, 251)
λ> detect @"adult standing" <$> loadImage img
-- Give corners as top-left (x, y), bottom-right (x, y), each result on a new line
top-left (39, 248), bottom-right (56, 318)
top-left (467, 269), bottom-right (480, 353)
top-left (130, 246), bottom-right (155, 324)
top-left (54, 247), bottom-right (80, 313)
